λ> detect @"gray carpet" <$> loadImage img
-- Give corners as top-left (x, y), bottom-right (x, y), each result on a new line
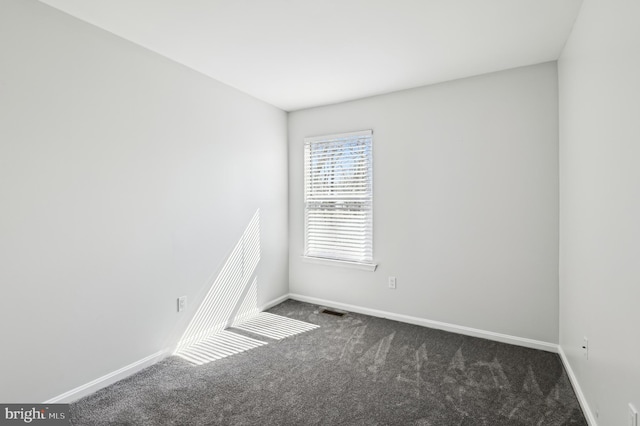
top-left (71, 300), bottom-right (587, 425)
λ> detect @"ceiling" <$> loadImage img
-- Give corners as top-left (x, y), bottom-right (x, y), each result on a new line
top-left (38, 0), bottom-right (583, 111)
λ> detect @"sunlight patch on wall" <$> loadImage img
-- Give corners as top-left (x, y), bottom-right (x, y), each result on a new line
top-left (176, 330), bottom-right (266, 366)
top-left (233, 276), bottom-right (259, 325)
top-left (171, 208), bottom-right (320, 367)
top-left (233, 312), bottom-right (320, 340)
top-left (175, 210), bottom-right (261, 352)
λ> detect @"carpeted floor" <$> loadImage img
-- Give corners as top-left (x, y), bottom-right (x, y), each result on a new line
top-left (71, 300), bottom-right (587, 425)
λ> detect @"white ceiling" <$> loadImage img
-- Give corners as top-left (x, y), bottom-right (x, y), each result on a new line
top-left (39, 0), bottom-right (583, 111)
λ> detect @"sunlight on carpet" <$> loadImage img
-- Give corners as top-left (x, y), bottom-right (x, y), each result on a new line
top-left (176, 312), bottom-right (320, 366)
top-left (176, 330), bottom-right (266, 366)
top-left (233, 312), bottom-right (320, 340)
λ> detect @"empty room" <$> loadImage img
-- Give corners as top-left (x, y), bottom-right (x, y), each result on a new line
top-left (1, 0), bottom-right (638, 425)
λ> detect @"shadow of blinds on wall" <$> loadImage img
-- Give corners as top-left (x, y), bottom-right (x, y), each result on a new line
top-left (304, 130), bottom-right (374, 266)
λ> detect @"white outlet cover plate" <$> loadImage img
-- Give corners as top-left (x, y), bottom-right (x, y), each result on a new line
top-left (178, 296), bottom-right (187, 312)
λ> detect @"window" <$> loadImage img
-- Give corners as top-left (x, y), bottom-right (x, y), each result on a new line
top-left (303, 130), bottom-right (375, 270)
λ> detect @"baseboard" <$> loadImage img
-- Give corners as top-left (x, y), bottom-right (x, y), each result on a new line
top-left (260, 293), bottom-right (290, 311)
top-left (558, 346), bottom-right (597, 426)
top-left (262, 293), bottom-right (597, 425)
top-left (44, 292), bottom-right (291, 404)
top-left (287, 293), bottom-right (558, 353)
top-left (43, 349), bottom-right (170, 403)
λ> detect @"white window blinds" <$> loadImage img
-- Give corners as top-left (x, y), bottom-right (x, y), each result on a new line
top-left (304, 130), bottom-right (373, 265)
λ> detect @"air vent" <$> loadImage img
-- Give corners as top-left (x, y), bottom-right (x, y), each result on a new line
top-left (320, 308), bottom-right (346, 317)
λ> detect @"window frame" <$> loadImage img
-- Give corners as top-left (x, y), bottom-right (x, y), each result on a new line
top-left (302, 130), bottom-right (376, 271)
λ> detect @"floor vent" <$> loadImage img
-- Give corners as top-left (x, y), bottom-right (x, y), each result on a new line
top-left (320, 308), bottom-right (346, 317)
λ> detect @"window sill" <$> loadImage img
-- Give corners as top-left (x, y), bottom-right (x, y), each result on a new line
top-left (301, 256), bottom-right (377, 272)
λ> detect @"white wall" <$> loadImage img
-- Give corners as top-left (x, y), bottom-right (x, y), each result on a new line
top-left (0, 0), bottom-right (288, 402)
top-left (558, 0), bottom-right (640, 424)
top-left (289, 63), bottom-right (559, 344)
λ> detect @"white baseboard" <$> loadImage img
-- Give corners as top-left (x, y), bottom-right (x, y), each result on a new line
top-left (286, 294), bottom-right (596, 423)
top-left (43, 292), bottom-right (561, 406)
top-left (558, 346), bottom-right (597, 426)
top-left (287, 293), bottom-right (558, 353)
top-left (43, 349), bottom-right (170, 403)
top-left (43, 292), bottom-right (290, 404)
top-left (260, 293), bottom-right (290, 311)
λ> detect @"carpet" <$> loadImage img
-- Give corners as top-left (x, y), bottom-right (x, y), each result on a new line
top-left (71, 300), bottom-right (587, 425)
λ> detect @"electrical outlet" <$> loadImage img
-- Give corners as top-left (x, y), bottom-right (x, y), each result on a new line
top-left (388, 276), bottom-right (397, 289)
top-left (178, 296), bottom-right (187, 312)
top-left (582, 337), bottom-right (588, 359)
top-left (629, 403), bottom-right (638, 426)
